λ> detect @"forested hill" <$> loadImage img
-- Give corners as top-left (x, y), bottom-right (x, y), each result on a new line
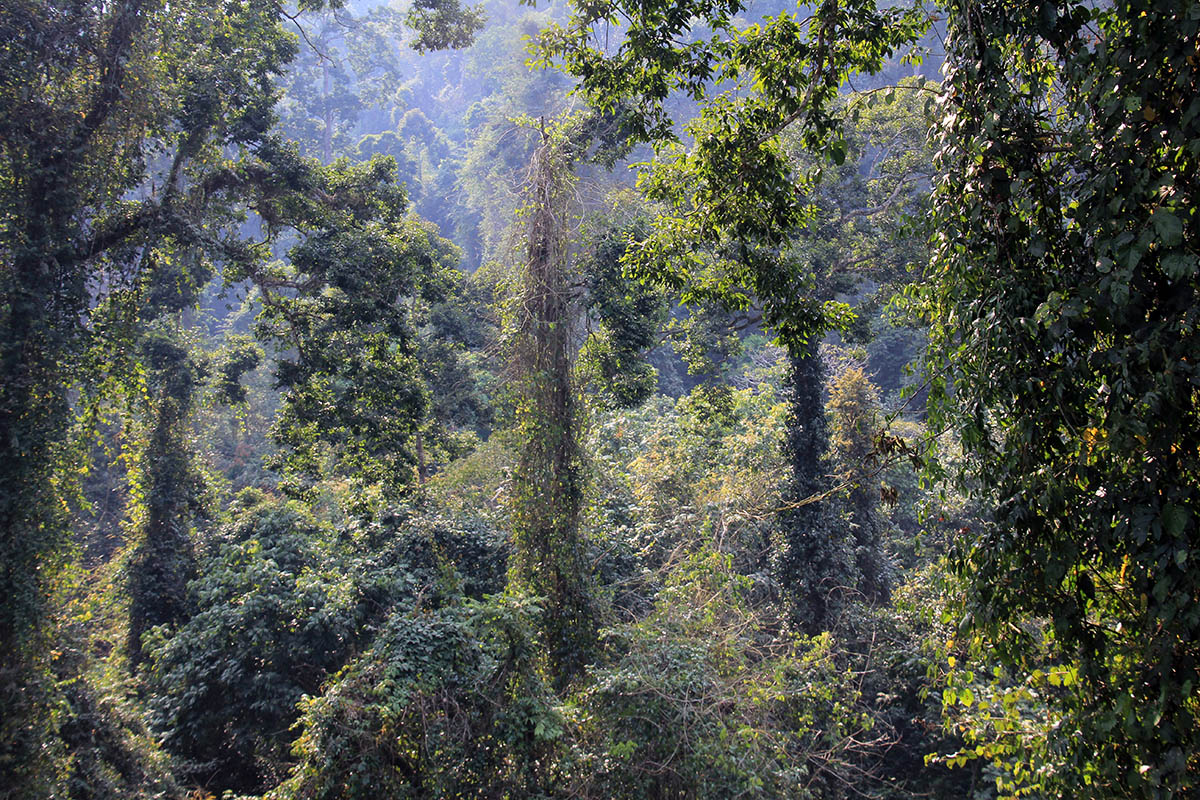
top-left (0, 1), bottom-right (1196, 798)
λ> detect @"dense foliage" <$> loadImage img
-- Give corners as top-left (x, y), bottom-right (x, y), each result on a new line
top-left (1, 0), bottom-right (1195, 798)
top-left (924, 2), bottom-right (1200, 795)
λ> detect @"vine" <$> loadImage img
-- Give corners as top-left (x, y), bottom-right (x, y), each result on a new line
top-left (506, 119), bottom-right (597, 687)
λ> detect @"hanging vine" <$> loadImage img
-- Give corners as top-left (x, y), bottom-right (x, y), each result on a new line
top-left (506, 120), bottom-right (596, 686)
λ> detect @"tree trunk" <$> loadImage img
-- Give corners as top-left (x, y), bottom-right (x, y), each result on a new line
top-left (774, 345), bottom-right (848, 634)
top-left (507, 126), bottom-right (594, 687)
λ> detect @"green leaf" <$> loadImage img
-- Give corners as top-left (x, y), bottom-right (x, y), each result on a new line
top-left (1163, 504), bottom-right (1189, 539)
top-left (1152, 209), bottom-right (1184, 248)
top-left (1161, 253), bottom-right (1196, 280)
top-left (829, 141), bottom-right (847, 166)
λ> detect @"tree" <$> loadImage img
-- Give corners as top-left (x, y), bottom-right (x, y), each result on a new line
top-left (0, 1), bottom-right (307, 786)
top-left (536, 1), bottom-right (932, 632)
top-left (576, 211), bottom-right (670, 410)
top-left (276, 4), bottom-right (410, 163)
top-left (827, 363), bottom-right (890, 603)
top-left (922, 1), bottom-right (1200, 795)
top-left (125, 323), bottom-right (208, 669)
top-left (771, 95), bottom-right (932, 630)
top-left (507, 121), bottom-right (597, 686)
top-left (236, 149), bottom-right (460, 502)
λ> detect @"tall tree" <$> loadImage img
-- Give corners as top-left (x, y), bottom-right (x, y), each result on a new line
top-left (507, 121), bottom-right (596, 685)
top-left (923, 1), bottom-right (1200, 794)
top-left (0, 1), bottom-right (304, 786)
top-left (771, 92), bottom-right (932, 630)
top-left (827, 364), bottom-right (891, 603)
top-left (538, 2), bottom-right (932, 630)
top-left (240, 150), bottom-right (459, 504)
top-left (125, 323), bottom-right (207, 670)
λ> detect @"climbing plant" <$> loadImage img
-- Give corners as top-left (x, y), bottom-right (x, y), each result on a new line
top-left (921, 1), bottom-right (1200, 794)
top-left (506, 119), bottom-right (597, 685)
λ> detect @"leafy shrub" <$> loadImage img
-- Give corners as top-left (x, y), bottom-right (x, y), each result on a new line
top-left (572, 548), bottom-right (874, 800)
top-left (145, 500), bottom-right (363, 793)
top-left (144, 495), bottom-right (508, 795)
top-left (273, 596), bottom-right (561, 800)
top-left (349, 505), bottom-right (507, 604)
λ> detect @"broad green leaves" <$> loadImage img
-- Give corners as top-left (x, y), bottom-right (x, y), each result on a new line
top-left (537, 0), bottom-right (928, 347)
top-left (922, 1), bottom-right (1200, 795)
top-left (228, 150), bottom-right (460, 499)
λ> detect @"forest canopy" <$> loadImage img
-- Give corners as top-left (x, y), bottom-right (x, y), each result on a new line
top-left (0, 1), bottom-right (1196, 799)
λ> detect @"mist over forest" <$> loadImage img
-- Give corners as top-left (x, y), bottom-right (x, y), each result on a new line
top-left (1, 1), bottom-right (1197, 798)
